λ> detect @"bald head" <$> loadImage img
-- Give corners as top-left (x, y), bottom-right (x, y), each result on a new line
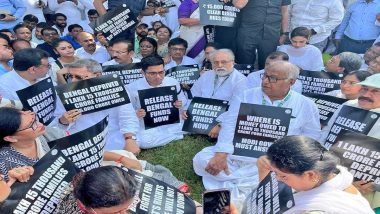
top-left (77, 32), bottom-right (96, 53)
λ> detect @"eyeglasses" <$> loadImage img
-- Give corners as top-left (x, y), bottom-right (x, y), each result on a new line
top-left (66, 73), bottom-right (91, 80)
top-left (17, 113), bottom-right (38, 132)
top-left (341, 80), bottom-right (359, 86)
top-left (170, 47), bottom-right (186, 52)
top-left (112, 50), bottom-right (130, 55)
top-left (43, 32), bottom-right (58, 37)
top-left (212, 60), bottom-right (233, 66)
top-left (145, 70), bottom-right (165, 76)
top-left (360, 86), bottom-right (380, 95)
top-left (37, 64), bottom-right (52, 69)
top-left (260, 73), bottom-right (289, 83)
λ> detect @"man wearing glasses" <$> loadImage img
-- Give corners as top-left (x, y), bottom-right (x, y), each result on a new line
top-left (103, 39), bottom-right (141, 66)
top-left (164, 38), bottom-right (198, 71)
top-left (193, 61), bottom-right (321, 203)
top-left (36, 27), bottom-right (60, 60)
top-left (127, 55), bottom-right (187, 151)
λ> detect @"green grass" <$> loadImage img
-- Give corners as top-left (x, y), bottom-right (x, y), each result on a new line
top-left (139, 135), bottom-right (213, 202)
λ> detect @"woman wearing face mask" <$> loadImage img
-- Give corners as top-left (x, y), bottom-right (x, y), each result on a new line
top-left (257, 136), bottom-right (374, 214)
top-left (326, 70), bottom-right (372, 100)
top-left (278, 27), bottom-right (324, 71)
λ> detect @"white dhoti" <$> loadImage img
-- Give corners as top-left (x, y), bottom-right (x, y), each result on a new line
top-left (193, 146), bottom-right (260, 209)
top-left (136, 123), bottom-right (184, 149)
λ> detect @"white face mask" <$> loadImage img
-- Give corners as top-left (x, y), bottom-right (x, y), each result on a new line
top-left (215, 68), bottom-right (232, 77)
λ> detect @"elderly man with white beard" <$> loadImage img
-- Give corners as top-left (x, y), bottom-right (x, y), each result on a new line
top-left (185, 49), bottom-right (248, 139)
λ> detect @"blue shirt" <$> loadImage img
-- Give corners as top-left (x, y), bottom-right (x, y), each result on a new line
top-left (335, 0), bottom-right (380, 40)
top-left (61, 35), bottom-right (82, 50)
top-left (0, 0), bottom-right (26, 31)
top-left (0, 61), bottom-right (13, 76)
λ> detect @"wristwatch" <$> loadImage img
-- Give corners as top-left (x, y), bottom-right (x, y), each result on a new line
top-left (125, 135), bottom-right (137, 140)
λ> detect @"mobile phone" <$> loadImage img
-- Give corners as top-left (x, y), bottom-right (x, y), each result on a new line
top-left (203, 189), bottom-right (231, 214)
top-left (0, 14), bottom-right (5, 19)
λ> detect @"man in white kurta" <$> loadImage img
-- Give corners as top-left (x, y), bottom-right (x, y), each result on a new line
top-left (164, 38), bottom-right (198, 70)
top-left (127, 55), bottom-right (187, 150)
top-left (193, 61), bottom-right (321, 208)
top-left (53, 59), bottom-right (140, 152)
top-left (74, 32), bottom-right (110, 64)
top-left (102, 40), bottom-right (141, 66)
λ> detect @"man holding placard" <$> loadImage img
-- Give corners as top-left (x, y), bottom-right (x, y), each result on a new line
top-left (127, 55), bottom-right (186, 150)
top-left (193, 61), bottom-right (321, 206)
top-left (187, 49), bottom-right (247, 138)
top-left (321, 73), bottom-right (380, 210)
top-left (54, 59), bottom-right (140, 152)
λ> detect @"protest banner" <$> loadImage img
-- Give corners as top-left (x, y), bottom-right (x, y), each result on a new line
top-left (304, 93), bottom-right (347, 126)
top-left (182, 97), bottom-right (228, 134)
top-left (159, 0), bottom-right (176, 8)
top-left (199, 0), bottom-right (240, 27)
top-left (299, 70), bottom-right (343, 94)
top-left (331, 130), bottom-right (380, 184)
top-left (138, 86), bottom-right (179, 129)
top-left (323, 105), bottom-right (380, 150)
top-left (233, 104), bottom-right (292, 158)
top-left (204, 25), bottom-right (215, 43)
top-left (234, 64), bottom-right (255, 76)
top-left (166, 64), bottom-right (200, 85)
top-left (93, 7), bottom-right (137, 41)
top-left (127, 169), bottom-right (196, 214)
top-left (55, 74), bottom-right (130, 114)
top-left (102, 63), bottom-right (143, 85)
top-left (242, 172), bottom-right (294, 214)
top-left (0, 149), bottom-right (80, 213)
top-left (16, 77), bottom-right (56, 125)
top-left (48, 117), bottom-right (108, 171)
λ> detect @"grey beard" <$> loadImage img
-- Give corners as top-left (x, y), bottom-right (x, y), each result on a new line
top-left (215, 69), bottom-right (232, 77)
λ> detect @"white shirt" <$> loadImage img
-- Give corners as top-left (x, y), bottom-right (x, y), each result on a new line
top-left (0, 71), bottom-right (31, 100)
top-left (164, 56), bottom-right (198, 71)
top-left (24, 0), bottom-right (47, 22)
top-left (127, 76), bottom-right (187, 130)
top-left (52, 25), bottom-right (69, 37)
top-left (321, 99), bottom-right (380, 142)
top-left (215, 88), bottom-right (321, 154)
top-left (75, 45), bottom-right (111, 64)
top-left (278, 45), bottom-right (324, 71)
top-left (289, 0), bottom-right (344, 44)
top-left (247, 69), bottom-right (303, 93)
top-left (48, 0), bottom-right (86, 27)
top-left (191, 69), bottom-right (248, 103)
top-left (102, 57), bottom-right (141, 66)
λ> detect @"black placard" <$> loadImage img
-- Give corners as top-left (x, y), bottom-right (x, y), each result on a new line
top-left (199, 0), bottom-right (240, 27)
top-left (299, 70), bottom-right (343, 94)
top-left (323, 105), bottom-right (380, 150)
top-left (234, 64), bottom-right (255, 76)
top-left (304, 93), bottom-right (347, 126)
top-left (127, 169), bottom-right (196, 214)
top-left (102, 63), bottom-right (143, 85)
top-left (138, 86), bottom-right (179, 129)
top-left (16, 77), bottom-right (57, 125)
top-left (166, 64), bottom-right (200, 85)
top-left (48, 117), bottom-right (108, 171)
top-left (331, 130), bottom-right (380, 184)
top-left (203, 25), bottom-right (215, 43)
top-left (93, 7), bottom-right (137, 41)
top-left (0, 149), bottom-right (80, 213)
top-left (159, 0), bottom-right (176, 8)
top-left (55, 74), bottom-right (130, 114)
top-left (242, 172), bottom-right (294, 214)
top-left (182, 97), bottom-right (228, 134)
top-left (233, 104), bottom-right (292, 158)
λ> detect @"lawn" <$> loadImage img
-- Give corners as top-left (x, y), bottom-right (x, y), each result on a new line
top-left (139, 135), bottom-right (214, 202)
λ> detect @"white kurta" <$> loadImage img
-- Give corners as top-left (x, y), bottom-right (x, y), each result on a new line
top-left (54, 97), bottom-right (140, 151)
top-left (102, 57), bottom-right (141, 66)
top-left (321, 99), bottom-right (380, 142)
top-left (24, 0), bottom-right (47, 22)
top-left (247, 69), bottom-right (303, 93)
top-left (285, 166), bottom-right (374, 214)
top-left (75, 45), bottom-right (111, 64)
top-left (190, 69), bottom-right (248, 103)
top-left (0, 70), bottom-right (31, 100)
top-left (193, 88), bottom-right (321, 208)
top-left (127, 76), bottom-right (187, 149)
